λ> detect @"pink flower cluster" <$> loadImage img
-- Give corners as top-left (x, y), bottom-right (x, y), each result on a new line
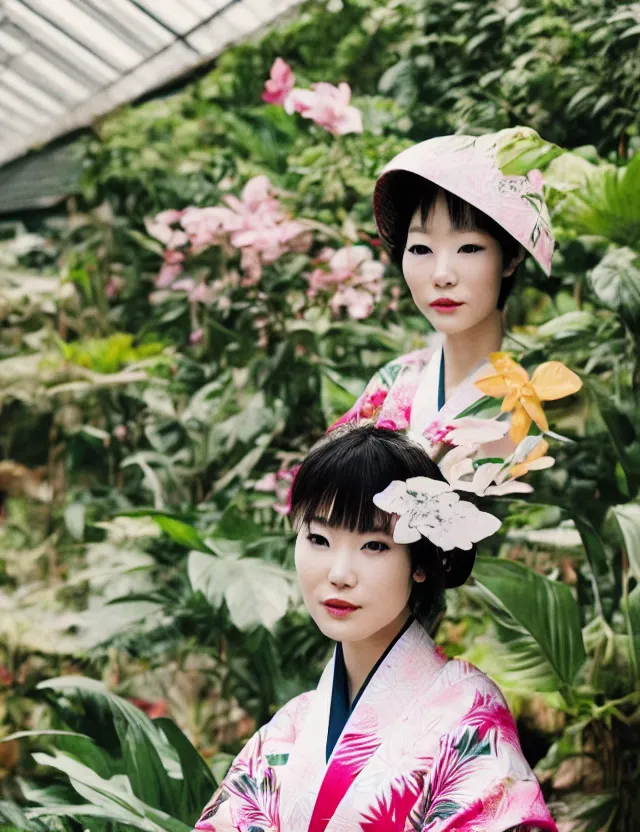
top-left (262, 58), bottom-right (363, 136)
top-left (254, 465), bottom-right (300, 515)
top-left (306, 246), bottom-right (385, 320)
top-left (144, 176), bottom-right (310, 289)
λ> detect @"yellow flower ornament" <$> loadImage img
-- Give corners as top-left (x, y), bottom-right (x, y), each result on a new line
top-left (474, 353), bottom-right (582, 444)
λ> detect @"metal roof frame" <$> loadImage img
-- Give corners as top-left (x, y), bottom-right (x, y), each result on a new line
top-left (0, 0), bottom-right (305, 168)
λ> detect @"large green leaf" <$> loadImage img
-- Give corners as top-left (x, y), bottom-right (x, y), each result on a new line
top-left (611, 503), bottom-right (640, 580)
top-left (31, 752), bottom-right (191, 832)
top-left (587, 383), bottom-right (640, 496)
top-left (573, 516), bottom-right (614, 621)
top-left (472, 557), bottom-right (586, 692)
top-left (544, 151), bottom-right (602, 193)
top-left (0, 801), bottom-right (44, 832)
top-left (155, 718), bottom-right (216, 821)
top-left (38, 676), bottom-right (180, 780)
top-left (589, 246), bottom-right (640, 334)
top-left (494, 127), bottom-right (564, 175)
top-left (121, 714), bottom-right (181, 818)
top-left (566, 153), bottom-right (640, 248)
top-left (9, 728), bottom-right (118, 782)
top-left (188, 552), bottom-right (297, 630)
top-left (15, 697), bottom-right (214, 826)
top-left (625, 584), bottom-right (640, 683)
top-left (63, 502), bottom-right (86, 541)
top-left (118, 511), bottom-right (212, 553)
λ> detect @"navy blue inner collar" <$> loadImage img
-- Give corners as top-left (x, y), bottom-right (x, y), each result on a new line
top-left (438, 349), bottom-right (445, 411)
top-left (325, 616), bottom-right (414, 762)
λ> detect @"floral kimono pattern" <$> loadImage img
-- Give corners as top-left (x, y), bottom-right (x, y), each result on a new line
top-left (330, 344), bottom-right (515, 461)
top-left (195, 620), bottom-right (556, 832)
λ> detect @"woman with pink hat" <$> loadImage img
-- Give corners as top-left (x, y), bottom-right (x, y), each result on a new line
top-left (331, 130), bottom-right (557, 459)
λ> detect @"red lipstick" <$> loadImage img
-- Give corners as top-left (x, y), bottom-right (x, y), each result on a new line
top-left (323, 598), bottom-right (360, 618)
top-left (430, 298), bottom-right (462, 314)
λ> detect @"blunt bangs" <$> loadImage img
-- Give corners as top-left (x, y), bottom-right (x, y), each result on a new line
top-left (289, 425), bottom-right (445, 535)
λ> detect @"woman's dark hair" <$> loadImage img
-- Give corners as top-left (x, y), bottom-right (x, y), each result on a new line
top-left (385, 171), bottom-right (523, 309)
top-left (290, 425), bottom-right (476, 629)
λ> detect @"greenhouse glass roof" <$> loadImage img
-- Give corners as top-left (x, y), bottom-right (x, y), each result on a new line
top-left (0, 0), bottom-right (304, 167)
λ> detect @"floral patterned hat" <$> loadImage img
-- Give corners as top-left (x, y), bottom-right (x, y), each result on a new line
top-left (373, 130), bottom-right (554, 276)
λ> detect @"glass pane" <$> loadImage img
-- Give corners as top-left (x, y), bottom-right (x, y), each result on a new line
top-left (27, 0), bottom-right (143, 70)
top-left (1, 68), bottom-right (65, 114)
top-left (0, 27), bottom-right (24, 56)
top-left (5, 0), bottom-right (117, 83)
top-left (90, 0), bottom-right (173, 50)
top-left (0, 82), bottom-right (49, 123)
top-left (18, 53), bottom-right (91, 99)
top-left (136, 0), bottom-right (204, 33)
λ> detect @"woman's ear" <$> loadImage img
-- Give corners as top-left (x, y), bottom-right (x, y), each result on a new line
top-left (502, 244), bottom-right (526, 278)
top-left (413, 568), bottom-right (426, 584)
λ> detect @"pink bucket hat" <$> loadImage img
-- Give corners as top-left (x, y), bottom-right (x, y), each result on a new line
top-left (373, 131), bottom-right (554, 276)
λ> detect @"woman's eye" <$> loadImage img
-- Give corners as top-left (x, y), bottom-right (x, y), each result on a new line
top-left (408, 244), bottom-right (432, 255)
top-left (459, 244), bottom-right (484, 254)
top-left (307, 533), bottom-right (329, 547)
top-left (363, 540), bottom-right (390, 553)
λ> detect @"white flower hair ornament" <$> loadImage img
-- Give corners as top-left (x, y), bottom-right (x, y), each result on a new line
top-left (372, 476), bottom-right (502, 551)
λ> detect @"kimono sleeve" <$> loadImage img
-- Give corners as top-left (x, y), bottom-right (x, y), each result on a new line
top-left (193, 728), bottom-right (265, 832)
top-left (193, 693), bottom-right (308, 832)
top-left (328, 359), bottom-right (398, 431)
top-left (410, 667), bottom-right (558, 832)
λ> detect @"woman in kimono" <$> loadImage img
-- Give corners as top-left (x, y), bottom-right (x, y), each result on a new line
top-left (331, 131), bottom-right (555, 458)
top-left (195, 425), bottom-right (557, 832)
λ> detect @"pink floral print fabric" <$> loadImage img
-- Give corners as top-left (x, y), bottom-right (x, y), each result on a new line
top-left (194, 621), bottom-right (557, 832)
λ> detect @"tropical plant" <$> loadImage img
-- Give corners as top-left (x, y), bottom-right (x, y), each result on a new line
top-left (0, 676), bottom-right (222, 832)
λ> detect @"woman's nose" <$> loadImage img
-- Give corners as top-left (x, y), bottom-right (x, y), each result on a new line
top-left (432, 253), bottom-right (457, 287)
top-left (328, 550), bottom-right (357, 588)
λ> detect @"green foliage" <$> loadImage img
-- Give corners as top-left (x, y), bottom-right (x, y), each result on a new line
top-left (59, 334), bottom-right (165, 375)
top-left (0, 678), bottom-right (217, 831)
top-left (472, 557), bottom-right (586, 694)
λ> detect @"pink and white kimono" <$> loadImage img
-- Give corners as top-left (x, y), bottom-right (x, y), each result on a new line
top-left (195, 619), bottom-right (557, 832)
top-left (330, 343), bottom-right (515, 461)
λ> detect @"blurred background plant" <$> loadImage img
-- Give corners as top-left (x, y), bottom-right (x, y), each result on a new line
top-left (1, 0), bottom-right (640, 829)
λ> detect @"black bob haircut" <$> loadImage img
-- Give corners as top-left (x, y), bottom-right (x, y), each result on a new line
top-left (383, 171), bottom-right (524, 309)
top-left (289, 425), bottom-right (477, 629)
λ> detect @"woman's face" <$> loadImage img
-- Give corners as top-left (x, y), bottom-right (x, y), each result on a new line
top-left (402, 191), bottom-right (512, 335)
top-left (295, 519), bottom-right (413, 643)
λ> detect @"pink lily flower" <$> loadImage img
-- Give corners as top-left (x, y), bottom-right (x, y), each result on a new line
top-left (262, 58), bottom-right (295, 105)
top-left (285, 82), bottom-right (363, 135)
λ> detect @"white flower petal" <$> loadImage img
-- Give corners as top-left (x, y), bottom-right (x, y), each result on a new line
top-left (393, 514), bottom-right (422, 544)
top-left (449, 481), bottom-right (476, 493)
top-left (544, 429), bottom-right (573, 443)
top-left (485, 481), bottom-right (534, 496)
top-left (527, 457), bottom-right (555, 471)
top-left (471, 462), bottom-right (504, 496)
top-left (373, 480), bottom-right (409, 514)
top-left (439, 444), bottom-right (477, 482)
top-left (509, 435), bottom-right (544, 465)
top-left (446, 418), bottom-right (510, 446)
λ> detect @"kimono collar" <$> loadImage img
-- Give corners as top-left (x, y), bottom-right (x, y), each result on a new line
top-left (326, 616), bottom-right (415, 761)
top-left (279, 620), bottom-right (447, 832)
top-left (410, 346), bottom-right (499, 435)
